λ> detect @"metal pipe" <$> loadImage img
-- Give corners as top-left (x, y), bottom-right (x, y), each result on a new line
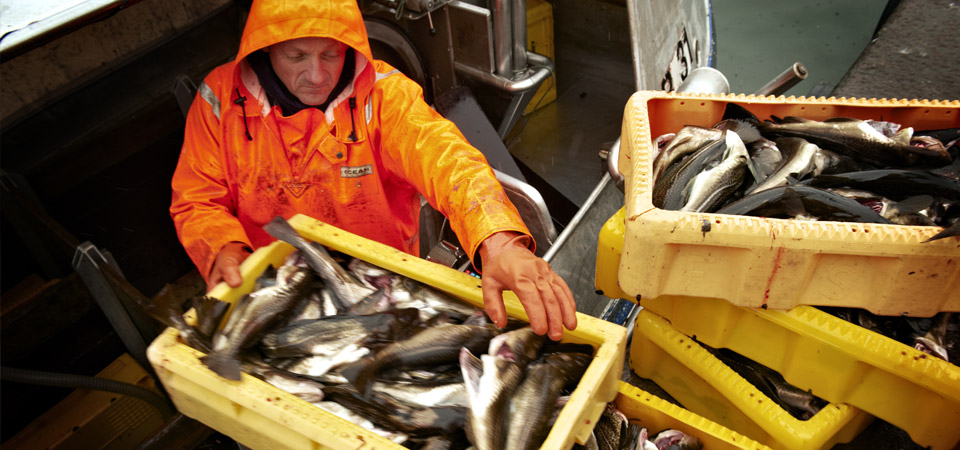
top-left (543, 173), bottom-right (612, 263)
top-left (454, 51), bottom-right (554, 93)
top-left (511, 0), bottom-right (528, 73)
top-left (753, 62), bottom-right (808, 96)
top-left (490, 0), bottom-right (513, 76)
top-left (625, 0), bottom-right (644, 90)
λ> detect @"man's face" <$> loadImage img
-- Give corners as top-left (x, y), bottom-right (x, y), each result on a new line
top-left (268, 37), bottom-right (348, 106)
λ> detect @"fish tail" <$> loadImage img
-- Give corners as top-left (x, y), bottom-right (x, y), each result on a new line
top-left (201, 351), bottom-right (243, 381)
top-left (263, 216), bottom-right (308, 249)
top-left (338, 359), bottom-right (376, 398)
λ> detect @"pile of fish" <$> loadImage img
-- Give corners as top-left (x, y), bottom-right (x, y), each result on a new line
top-left (575, 404), bottom-right (703, 450)
top-left (151, 216), bottom-right (595, 449)
top-left (818, 308), bottom-right (958, 365)
top-left (650, 103), bottom-right (960, 241)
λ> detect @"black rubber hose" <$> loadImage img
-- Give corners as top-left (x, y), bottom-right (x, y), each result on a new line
top-left (0, 366), bottom-right (175, 418)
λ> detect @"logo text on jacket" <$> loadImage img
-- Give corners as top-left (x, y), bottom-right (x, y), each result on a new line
top-left (340, 164), bottom-right (373, 178)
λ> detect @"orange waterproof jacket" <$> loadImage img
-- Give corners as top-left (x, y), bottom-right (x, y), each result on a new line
top-left (170, 0), bottom-right (531, 281)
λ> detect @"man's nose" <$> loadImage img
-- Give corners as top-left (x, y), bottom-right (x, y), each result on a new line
top-left (304, 58), bottom-right (328, 85)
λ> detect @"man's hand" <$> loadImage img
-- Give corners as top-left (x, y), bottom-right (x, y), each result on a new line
top-left (478, 231), bottom-right (577, 340)
top-left (207, 242), bottom-right (252, 292)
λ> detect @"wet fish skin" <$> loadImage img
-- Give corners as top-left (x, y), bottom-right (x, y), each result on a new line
top-left (593, 403), bottom-right (627, 450)
top-left (757, 116), bottom-right (951, 167)
top-left (191, 295), bottom-right (230, 339)
top-left (143, 289), bottom-right (212, 353)
top-left (324, 384), bottom-right (468, 438)
top-left (242, 362), bottom-right (326, 402)
top-left (716, 185), bottom-right (892, 224)
top-left (913, 312), bottom-right (953, 361)
top-left (390, 277), bottom-right (480, 321)
top-left (651, 429), bottom-right (703, 450)
top-left (505, 353), bottom-right (591, 450)
top-left (261, 308), bottom-right (419, 358)
top-left (802, 169), bottom-right (960, 202)
top-left (652, 126), bottom-right (723, 182)
top-left (746, 137), bottom-right (820, 195)
top-left (746, 138), bottom-right (782, 186)
top-left (488, 326), bottom-right (546, 366)
top-left (461, 349), bottom-right (525, 450)
top-left (681, 130), bottom-right (749, 212)
top-left (263, 216), bottom-right (376, 312)
top-left (201, 268), bottom-right (312, 380)
top-left (372, 376), bottom-right (468, 408)
top-left (655, 132), bottom-right (729, 209)
top-left (340, 323), bottom-right (498, 397)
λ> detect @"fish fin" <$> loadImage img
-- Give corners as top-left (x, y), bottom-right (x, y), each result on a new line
top-left (263, 216), bottom-right (309, 250)
top-left (923, 221), bottom-right (960, 243)
top-left (201, 351), bottom-right (243, 381)
top-left (781, 186), bottom-right (808, 218)
top-left (338, 359), bottom-right (376, 399)
top-left (721, 103), bottom-right (760, 123)
top-left (192, 295), bottom-right (230, 337)
top-left (459, 347), bottom-right (483, 398)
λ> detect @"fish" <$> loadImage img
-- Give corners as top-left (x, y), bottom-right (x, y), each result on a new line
top-left (313, 400), bottom-right (409, 444)
top-left (593, 403), bottom-right (627, 450)
top-left (651, 126), bottom-right (723, 183)
top-left (914, 312), bottom-right (953, 362)
top-left (191, 295), bottom-right (230, 340)
top-left (505, 353), bottom-right (591, 450)
top-left (142, 288), bottom-right (213, 354)
top-left (348, 259), bottom-right (399, 290)
top-left (323, 384), bottom-right (468, 438)
top-left (389, 277), bottom-right (480, 322)
top-left (371, 376), bottom-right (469, 408)
top-left (488, 326), bottom-right (546, 367)
top-left (680, 130), bottom-right (749, 212)
top-left (924, 220), bottom-right (960, 242)
top-left (756, 116), bottom-right (951, 167)
top-left (460, 348), bottom-right (525, 450)
top-left (271, 344), bottom-right (371, 379)
top-left (654, 131), bottom-right (729, 209)
top-left (802, 169), bottom-right (960, 201)
top-left (746, 138), bottom-right (783, 187)
top-left (650, 429), bottom-right (703, 450)
top-left (263, 216), bottom-right (377, 312)
top-left (746, 137), bottom-right (821, 195)
top-left (242, 362), bottom-right (326, 402)
top-left (340, 323), bottom-right (498, 397)
top-left (715, 185), bottom-right (893, 224)
top-left (201, 267), bottom-right (312, 380)
top-left (260, 308), bottom-right (420, 358)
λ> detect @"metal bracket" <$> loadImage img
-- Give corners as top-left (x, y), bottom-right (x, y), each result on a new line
top-left (72, 242), bottom-right (153, 374)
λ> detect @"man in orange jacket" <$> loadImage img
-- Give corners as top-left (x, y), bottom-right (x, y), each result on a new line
top-left (170, 0), bottom-right (576, 340)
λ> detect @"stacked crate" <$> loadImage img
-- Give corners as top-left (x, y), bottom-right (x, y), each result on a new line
top-left (596, 91), bottom-right (960, 449)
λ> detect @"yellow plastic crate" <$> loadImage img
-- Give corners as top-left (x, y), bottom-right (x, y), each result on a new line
top-left (147, 214), bottom-right (627, 450)
top-left (630, 309), bottom-right (873, 450)
top-left (639, 295), bottom-right (960, 450)
top-left (525, 0), bottom-right (557, 114)
top-left (614, 381), bottom-right (772, 450)
top-left (616, 90), bottom-right (960, 316)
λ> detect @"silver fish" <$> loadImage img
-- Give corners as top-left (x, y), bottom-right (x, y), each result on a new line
top-left (272, 343), bottom-right (371, 378)
top-left (371, 377), bottom-right (468, 408)
top-left (242, 362), bottom-right (325, 402)
top-left (324, 384), bottom-right (468, 437)
top-left (263, 216), bottom-right (377, 312)
top-left (340, 323), bottom-right (498, 397)
top-left (746, 137), bottom-right (820, 195)
top-left (202, 267), bottom-right (312, 380)
top-left (488, 326), bottom-right (546, 366)
top-left (390, 277), bottom-right (480, 321)
top-left (651, 429), bottom-right (703, 450)
top-left (260, 308), bottom-right (419, 358)
top-left (746, 138), bottom-right (783, 186)
top-left (758, 116), bottom-right (951, 167)
top-left (681, 130), bottom-right (749, 212)
top-left (461, 348), bottom-right (525, 450)
top-left (652, 126), bottom-right (723, 183)
top-left (505, 353), bottom-right (591, 450)
top-left (655, 131), bottom-right (730, 209)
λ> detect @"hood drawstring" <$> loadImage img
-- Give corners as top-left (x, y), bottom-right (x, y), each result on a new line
top-left (348, 97), bottom-right (358, 142)
top-left (234, 88), bottom-right (253, 141)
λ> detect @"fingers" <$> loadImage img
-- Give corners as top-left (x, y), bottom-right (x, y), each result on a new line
top-left (223, 265), bottom-right (243, 288)
top-left (552, 274), bottom-right (578, 331)
top-left (481, 279), bottom-right (509, 328)
top-left (533, 275), bottom-right (564, 341)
